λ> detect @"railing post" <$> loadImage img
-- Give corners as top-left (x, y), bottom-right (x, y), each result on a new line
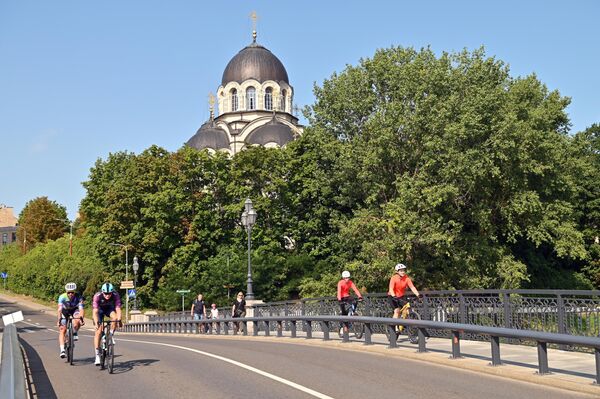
top-left (557, 294), bottom-right (567, 350)
top-left (264, 321), bottom-right (270, 336)
top-left (321, 321), bottom-right (330, 340)
top-left (224, 321), bottom-right (229, 335)
top-left (503, 292), bottom-right (511, 329)
top-left (490, 335), bottom-right (501, 366)
top-left (301, 300), bottom-right (306, 333)
top-left (537, 341), bottom-right (549, 374)
top-left (418, 328), bottom-right (427, 353)
top-left (306, 321), bottom-right (312, 339)
top-left (364, 323), bottom-right (372, 345)
top-left (242, 320), bottom-right (248, 335)
top-left (291, 320), bottom-right (297, 338)
top-left (277, 320), bottom-right (283, 337)
top-left (451, 330), bottom-right (462, 359)
top-left (387, 325), bottom-right (397, 348)
top-left (459, 293), bottom-right (467, 324)
top-left (342, 323), bottom-right (349, 342)
top-left (595, 348), bottom-right (600, 385)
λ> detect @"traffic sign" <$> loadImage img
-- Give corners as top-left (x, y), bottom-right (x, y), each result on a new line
top-left (176, 289), bottom-right (190, 294)
top-left (0, 272), bottom-right (7, 279)
top-left (128, 289), bottom-right (136, 298)
top-left (120, 280), bottom-right (134, 289)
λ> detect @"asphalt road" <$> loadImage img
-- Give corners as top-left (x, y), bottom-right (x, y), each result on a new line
top-left (2, 297), bottom-right (595, 399)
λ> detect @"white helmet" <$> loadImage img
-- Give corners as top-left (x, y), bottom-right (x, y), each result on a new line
top-left (394, 263), bottom-right (407, 271)
top-left (65, 282), bottom-right (77, 292)
top-left (341, 270), bottom-right (351, 278)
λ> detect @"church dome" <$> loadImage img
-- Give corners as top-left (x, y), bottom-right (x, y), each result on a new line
top-left (186, 121), bottom-right (230, 151)
top-left (221, 41), bottom-right (289, 86)
top-left (246, 118), bottom-right (295, 147)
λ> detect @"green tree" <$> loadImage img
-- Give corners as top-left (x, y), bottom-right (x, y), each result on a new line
top-left (18, 197), bottom-right (68, 252)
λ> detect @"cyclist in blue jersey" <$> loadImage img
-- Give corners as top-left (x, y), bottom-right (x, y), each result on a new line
top-left (57, 282), bottom-right (85, 358)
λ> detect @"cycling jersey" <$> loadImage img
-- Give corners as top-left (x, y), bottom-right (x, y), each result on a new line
top-left (389, 274), bottom-right (415, 298)
top-left (337, 279), bottom-right (362, 301)
top-left (92, 291), bottom-right (122, 310)
top-left (57, 293), bottom-right (84, 312)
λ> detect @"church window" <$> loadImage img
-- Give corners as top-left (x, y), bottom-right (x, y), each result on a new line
top-left (246, 87), bottom-right (256, 110)
top-left (231, 89), bottom-right (238, 111)
top-left (280, 89), bottom-right (287, 111)
top-left (265, 87), bottom-right (273, 110)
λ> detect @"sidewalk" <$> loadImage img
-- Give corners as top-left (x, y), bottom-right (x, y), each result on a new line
top-left (2, 291), bottom-right (600, 396)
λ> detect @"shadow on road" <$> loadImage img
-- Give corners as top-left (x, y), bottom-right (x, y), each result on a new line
top-left (19, 338), bottom-right (58, 399)
top-left (110, 358), bottom-right (160, 374)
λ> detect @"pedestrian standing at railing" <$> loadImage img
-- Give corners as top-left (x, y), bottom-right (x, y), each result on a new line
top-left (191, 294), bottom-right (207, 332)
top-left (232, 292), bottom-right (246, 333)
top-left (209, 303), bottom-right (219, 331)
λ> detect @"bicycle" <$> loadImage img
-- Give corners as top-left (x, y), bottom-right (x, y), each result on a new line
top-left (63, 315), bottom-right (81, 365)
top-left (337, 299), bottom-right (364, 339)
top-left (386, 298), bottom-right (421, 344)
top-left (98, 320), bottom-right (120, 373)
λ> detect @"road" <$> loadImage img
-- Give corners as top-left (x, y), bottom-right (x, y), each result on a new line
top-left (2, 297), bottom-right (595, 399)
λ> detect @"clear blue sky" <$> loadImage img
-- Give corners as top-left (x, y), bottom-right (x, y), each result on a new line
top-left (1, 1), bottom-right (598, 221)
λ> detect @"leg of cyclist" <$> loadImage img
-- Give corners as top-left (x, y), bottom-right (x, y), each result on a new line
top-left (93, 309), bottom-right (105, 365)
top-left (72, 309), bottom-right (82, 341)
top-left (339, 298), bottom-right (350, 334)
top-left (58, 317), bottom-right (67, 358)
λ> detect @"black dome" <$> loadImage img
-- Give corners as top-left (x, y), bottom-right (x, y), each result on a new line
top-left (187, 121), bottom-right (230, 151)
top-left (221, 42), bottom-right (289, 86)
top-left (246, 119), bottom-right (295, 147)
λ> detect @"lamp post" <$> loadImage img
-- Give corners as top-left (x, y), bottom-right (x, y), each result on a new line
top-left (56, 218), bottom-right (73, 256)
top-left (132, 256), bottom-right (139, 311)
top-left (240, 198), bottom-right (257, 300)
top-left (110, 243), bottom-right (129, 322)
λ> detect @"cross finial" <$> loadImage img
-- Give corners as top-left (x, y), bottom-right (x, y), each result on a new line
top-left (208, 92), bottom-right (215, 119)
top-left (250, 11), bottom-right (259, 42)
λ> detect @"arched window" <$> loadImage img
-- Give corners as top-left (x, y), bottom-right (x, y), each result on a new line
top-left (246, 87), bottom-right (256, 110)
top-left (265, 87), bottom-right (273, 110)
top-left (231, 89), bottom-right (238, 112)
top-left (280, 89), bottom-right (287, 111)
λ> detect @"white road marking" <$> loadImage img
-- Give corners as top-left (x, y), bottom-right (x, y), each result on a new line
top-left (120, 337), bottom-right (335, 399)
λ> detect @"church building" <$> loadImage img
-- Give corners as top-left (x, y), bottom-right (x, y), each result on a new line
top-left (186, 27), bottom-right (303, 154)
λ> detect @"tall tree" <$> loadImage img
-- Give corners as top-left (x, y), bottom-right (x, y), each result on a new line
top-left (18, 197), bottom-right (68, 252)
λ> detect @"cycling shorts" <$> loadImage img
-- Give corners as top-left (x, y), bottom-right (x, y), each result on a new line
top-left (339, 297), bottom-right (356, 315)
top-left (97, 307), bottom-right (117, 324)
top-left (60, 309), bottom-right (81, 326)
top-left (388, 295), bottom-right (408, 310)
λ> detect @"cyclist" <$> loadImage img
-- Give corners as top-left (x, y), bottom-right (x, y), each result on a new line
top-left (337, 271), bottom-right (363, 334)
top-left (388, 263), bottom-right (420, 320)
top-left (57, 282), bottom-right (85, 358)
top-left (92, 283), bottom-right (122, 366)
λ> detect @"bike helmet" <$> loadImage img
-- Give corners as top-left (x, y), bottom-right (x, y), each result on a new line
top-left (341, 270), bottom-right (351, 278)
top-left (101, 282), bottom-right (114, 293)
top-left (65, 282), bottom-right (77, 292)
top-left (394, 263), bottom-right (407, 271)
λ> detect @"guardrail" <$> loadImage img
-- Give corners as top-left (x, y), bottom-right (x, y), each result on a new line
top-left (0, 324), bottom-right (27, 399)
top-left (124, 314), bottom-right (600, 385)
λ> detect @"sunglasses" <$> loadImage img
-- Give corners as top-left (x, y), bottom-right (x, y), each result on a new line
top-left (67, 292), bottom-right (75, 295)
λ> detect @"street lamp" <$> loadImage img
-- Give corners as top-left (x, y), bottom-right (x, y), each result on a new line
top-left (240, 198), bottom-right (257, 300)
top-left (132, 256), bottom-right (139, 311)
top-left (110, 243), bottom-right (130, 321)
top-left (56, 218), bottom-right (74, 256)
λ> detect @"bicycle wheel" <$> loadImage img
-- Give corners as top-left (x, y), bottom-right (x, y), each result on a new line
top-left (351, 314), bottom-right (364, 339)
top-left (67, 322), bottom-right (74, 365)
top-left (107, 336), bottom-right (115, 374)
top-left (406, 310), bottom-right (421, 344)
top-left (100, 331), bottom-right (107, 370)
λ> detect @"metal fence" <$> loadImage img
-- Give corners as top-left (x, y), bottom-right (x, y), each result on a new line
top-left (123, 313), bottom-right (600, 385)
top-left (0, 324), bottom-right (27, 399)
top-left (149, 289), bottom-right (600, 349)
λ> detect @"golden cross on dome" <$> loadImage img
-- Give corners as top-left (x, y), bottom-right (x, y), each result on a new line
top-left (250, 11), bottom-right (259, 42)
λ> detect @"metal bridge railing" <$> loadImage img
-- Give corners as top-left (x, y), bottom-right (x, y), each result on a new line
top-left (123, 313), bottom-right (600, 385)
top-left (0, 324), bottom-right (27, 399)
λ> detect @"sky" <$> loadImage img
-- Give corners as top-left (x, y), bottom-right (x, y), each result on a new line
top-left (1, 1), bottom-right (599, 221)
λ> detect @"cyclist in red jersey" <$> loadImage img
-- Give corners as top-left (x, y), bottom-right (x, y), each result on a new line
top-left (337, 271), bottom-right (363, 334)
top-left (388, 263), bottom-right (420, 319)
